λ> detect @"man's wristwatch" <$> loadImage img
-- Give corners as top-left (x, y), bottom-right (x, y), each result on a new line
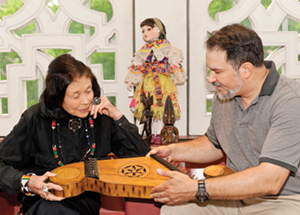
top-left (195, 180), bottom-right (209, 202)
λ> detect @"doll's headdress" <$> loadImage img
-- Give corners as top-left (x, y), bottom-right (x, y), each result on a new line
top-left (153, 18), bottom-right (166, 39)
top-left (140, 18), bottom-right (167, 40)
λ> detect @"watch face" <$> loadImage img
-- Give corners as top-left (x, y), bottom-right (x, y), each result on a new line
top-left (196, 192), bottom-right (208, 202)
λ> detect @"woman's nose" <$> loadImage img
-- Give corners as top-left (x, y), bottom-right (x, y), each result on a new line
top-left (81, 94), bottom-right (89, 104)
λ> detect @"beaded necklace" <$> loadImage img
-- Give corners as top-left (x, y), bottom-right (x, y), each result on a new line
top-left (51, 117), bottom-right (96, 166)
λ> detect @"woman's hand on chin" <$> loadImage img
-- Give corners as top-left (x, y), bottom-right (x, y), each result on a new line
top-left (89, 96), bottom-right (123, 120)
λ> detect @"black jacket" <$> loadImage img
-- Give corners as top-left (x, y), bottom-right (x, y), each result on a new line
top-left (0, 104), bottom-right (150, 214)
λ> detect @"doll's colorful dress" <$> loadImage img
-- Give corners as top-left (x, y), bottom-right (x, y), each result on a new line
top-left (125, 39), bottom-right (187, 120)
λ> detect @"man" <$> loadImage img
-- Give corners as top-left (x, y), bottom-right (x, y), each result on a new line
top-left (148, 24), bottom-right (300, 214)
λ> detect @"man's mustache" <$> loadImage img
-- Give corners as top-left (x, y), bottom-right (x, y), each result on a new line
top-left (212, 82), bottom-right (223, 88)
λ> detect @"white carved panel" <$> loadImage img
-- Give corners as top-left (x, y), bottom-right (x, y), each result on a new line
top-left (0, 0), bottom-right (300, 137)
top-left (189, 0), bottom-right (300, 134)
top-left (0, 0), bottom-right (133, 136)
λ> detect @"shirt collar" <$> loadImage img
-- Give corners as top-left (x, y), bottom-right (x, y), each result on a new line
top-left (259, 61), bottom-right (280, 96)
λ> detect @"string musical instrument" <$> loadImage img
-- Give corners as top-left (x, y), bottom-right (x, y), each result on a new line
top-left (49, 155), bottom-right (234, 199)
top-left (50, 155), bottom-right (178, 198)
top-left (203, 165), bottom-right (235, 179)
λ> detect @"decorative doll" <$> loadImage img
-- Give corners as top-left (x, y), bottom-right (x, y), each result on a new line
top-left (125, 18), bottom-right (187, 143)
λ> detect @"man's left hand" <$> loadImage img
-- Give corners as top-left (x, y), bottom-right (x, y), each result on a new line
top-left (150, 168), bottom-right (198, 205)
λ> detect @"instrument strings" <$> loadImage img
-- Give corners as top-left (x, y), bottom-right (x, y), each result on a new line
top-left (150, 154), bottom-right (196, 179)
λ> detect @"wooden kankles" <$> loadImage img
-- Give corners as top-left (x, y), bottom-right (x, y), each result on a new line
top-left (50, 155), bottom-right (234, 199)
top-left (50, 156), bottom-right (171, 199)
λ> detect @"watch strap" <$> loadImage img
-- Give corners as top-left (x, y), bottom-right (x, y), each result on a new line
top-left (196, 180), bottom-right (209, 202)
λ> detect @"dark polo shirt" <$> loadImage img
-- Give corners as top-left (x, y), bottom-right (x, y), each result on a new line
top-left (206, 61), bottom-right (300, 195)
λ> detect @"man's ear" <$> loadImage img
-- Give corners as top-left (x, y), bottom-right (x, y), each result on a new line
top-left (240, 62), bottom-right (253, 79)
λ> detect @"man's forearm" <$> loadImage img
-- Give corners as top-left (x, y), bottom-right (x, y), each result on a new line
top-left (206, 162), bottom-right (290, 200)
top-left (170, 135), bottom-right (224, 163)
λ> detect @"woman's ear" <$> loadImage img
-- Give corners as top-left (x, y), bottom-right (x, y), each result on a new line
top-left (240, 62), bottom-right (253, 79)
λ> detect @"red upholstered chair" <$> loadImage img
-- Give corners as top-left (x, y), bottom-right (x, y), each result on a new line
top-left (0, 138), bottom-right (20, 215)
top-left (125, 198), bottom-right (161, 215)
top-left (99, 195), bottom-right (125, 215)
top-left (0, 192), bottom-right (126, 215)
top-left (0, 191), bottom-right (19, 215)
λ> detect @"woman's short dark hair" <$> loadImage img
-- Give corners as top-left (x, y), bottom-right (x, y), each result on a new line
top-left (39, 54), bottom-right (101, 119)
top-left (206, 24), bottom-right (264, 70)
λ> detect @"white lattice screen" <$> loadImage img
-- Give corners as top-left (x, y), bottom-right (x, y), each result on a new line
top-left (189, 0), bottom-right (300, 134)
top-left (0, 0), bottom-right (299, 136)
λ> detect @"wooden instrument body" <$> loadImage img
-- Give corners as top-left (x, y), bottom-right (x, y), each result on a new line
top-left (50, 156), bottom-right (235, 199)
top-left (203, 165), bottom-right (235, 179)
top-left (50, 156), bottom-right (170, 199)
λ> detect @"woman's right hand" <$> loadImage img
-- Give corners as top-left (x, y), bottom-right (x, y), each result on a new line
top-left (27, 172), bottom-right (64, 201)
top-left (90, 96), bottom-right (123, 121)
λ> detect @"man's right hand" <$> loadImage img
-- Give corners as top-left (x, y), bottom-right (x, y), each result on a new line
top-left (146, 145), bottom-right (174, 160)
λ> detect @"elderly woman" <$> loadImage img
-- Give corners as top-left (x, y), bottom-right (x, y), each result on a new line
top-left (0, 54), bottom-right (150, 215)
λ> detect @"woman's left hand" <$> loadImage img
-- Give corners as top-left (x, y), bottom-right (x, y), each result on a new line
top-left (89, 96), bottom-right (123, 120)
top-left (27, 172), bottom-right (64, 201)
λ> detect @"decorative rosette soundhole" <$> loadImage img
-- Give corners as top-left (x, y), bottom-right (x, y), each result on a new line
top-left (118, 163), bottom-right (149, 178)
top-left (56, 168), bottom-right (80, 181)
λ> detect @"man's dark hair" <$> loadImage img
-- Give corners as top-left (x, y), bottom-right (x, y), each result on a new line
top-left (206, 24), bottom-right (264, 70)
top-left (39, 54), bottom-right (101, 119)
